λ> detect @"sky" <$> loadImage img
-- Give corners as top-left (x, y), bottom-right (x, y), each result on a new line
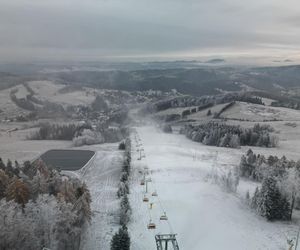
top-left (0, 0), bottom-right (300, 64)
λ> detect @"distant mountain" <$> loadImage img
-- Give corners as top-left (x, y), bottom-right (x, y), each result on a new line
top-left (205, 59), bottom-right (226, 64)
top-left (1, 63), bottom-right (300, 99)
top-left (48, 67), bottom-right (241, 96)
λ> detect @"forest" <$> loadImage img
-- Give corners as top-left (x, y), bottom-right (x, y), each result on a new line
top-left (0, 158), bottom-right (91, 250)
top-left (184, 122), bottom-right (278, 148)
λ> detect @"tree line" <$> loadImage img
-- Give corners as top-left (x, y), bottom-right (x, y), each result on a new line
top-left (29, 122), bottom-right (128, 146)
top-left (111, 138), bottom-right (132, 250)
top-left (184, 122), bottom-right (278, 148)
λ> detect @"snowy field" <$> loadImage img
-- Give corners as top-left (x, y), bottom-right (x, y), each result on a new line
top-left (0, 124), bottom-right (72, 162)
top-left (129, 126), bottom-right (299, 250)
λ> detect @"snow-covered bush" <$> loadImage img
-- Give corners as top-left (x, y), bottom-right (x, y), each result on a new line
top-left (73, 129), bottom-right (105, 146)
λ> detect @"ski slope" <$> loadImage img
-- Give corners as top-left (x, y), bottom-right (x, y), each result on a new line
top-left (79, 143), bottom-right (123, 250)
top-left (129, 126), bottom-right (298, 250)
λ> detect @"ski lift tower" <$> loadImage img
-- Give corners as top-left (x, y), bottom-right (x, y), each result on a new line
top-left (155, 234), bottom-right (179, 250)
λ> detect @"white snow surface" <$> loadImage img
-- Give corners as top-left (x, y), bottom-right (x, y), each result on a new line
top-left (79, 143), bottom-right (123, 250)
top-left (129, 126), bottom-right (298, 250)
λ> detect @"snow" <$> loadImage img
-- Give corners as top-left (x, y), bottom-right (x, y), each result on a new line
top-left (129, 126), bottom-right (299, 250)
top-left (28, 80), bottom-right (96, 107)
top-left (222, 102), bottom-right (300, 122)
top-left (79, 143), bottom-right (123, 250)
top-left (0, 126), bottom-right (72, 162)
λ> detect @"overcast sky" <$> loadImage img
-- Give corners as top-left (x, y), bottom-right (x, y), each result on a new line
top-left (0, 0), bottom-right (299, 63)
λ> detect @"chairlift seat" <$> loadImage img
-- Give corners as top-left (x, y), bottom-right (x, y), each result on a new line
top-left (147, 223), bottom-right (156, 229)
top-left (160, 215), bottom-right (168, 220)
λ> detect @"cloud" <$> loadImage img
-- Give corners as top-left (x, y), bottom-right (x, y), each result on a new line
top-left (0, 0), bottom-right (299, 62)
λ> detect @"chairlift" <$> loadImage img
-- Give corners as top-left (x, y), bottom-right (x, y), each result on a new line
top-left (152, 191), bottom-right (158, 197)
top-left (147, 221), bottom-right (156, 229)
top-left (140, 180), bottom-right (145, 185)
top-left (143, 196), bottom-right (149, 202)
top-left (160, 212), bottom-right (168, 221)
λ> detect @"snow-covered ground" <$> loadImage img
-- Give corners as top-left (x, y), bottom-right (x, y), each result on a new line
top-left (129, 126), bottom-right (299, 250)
top-left (0, 125), bottom-right (72, 162)
top-left (79, 143), bottom-right (123, 250)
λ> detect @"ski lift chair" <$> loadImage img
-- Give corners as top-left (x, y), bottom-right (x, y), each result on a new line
top-left (160, 212), bottom-right (168, 221)
top-left (147, 221), bottom-right (156, 229)
top-left (143, 196), bottom-right (149, 202)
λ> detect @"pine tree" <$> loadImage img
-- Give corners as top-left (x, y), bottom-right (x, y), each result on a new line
top-left (0, 158), bottom-right (5, 171)
top-left (5, 159), bottom-right (14, 177)
top-left (111, 226), bottom-right (130, 250)
top-left (258, 176), bottom-right (290, 220)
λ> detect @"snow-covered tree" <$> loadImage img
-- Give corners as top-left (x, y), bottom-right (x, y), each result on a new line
top-left (6, 178), bottom-right (29, 207)
top-left (72, 129), bottom-right (105, 146)
top-left (73, 183), bottom-right (92, 226)
top-left (0, 170), bottom-right (9, 199)
top-left (110, 226), bottom-right (130, 250)
top-left (253, 176), bottom-right (290, 220)
top-left (277, 168), bottom-right (300, 220)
